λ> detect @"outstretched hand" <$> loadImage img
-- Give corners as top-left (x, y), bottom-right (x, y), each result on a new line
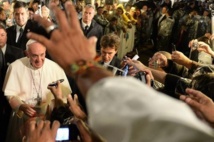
top-left (171, 51), bottom-right (191, 68)
top-left (27, 2), bottom-right (97, 74)
top-left (24, 120), bottom-right (60, 142)
top-left (197, 42), bottom-right (214, 57)
top-left (148, 52), bottom-right (168, 69)
top-left (67, 94), bottom-right (87, 120)
top-left (47, 81), bottom-right (63, 100)
top-left (180, 88), bottom-right (214, 127)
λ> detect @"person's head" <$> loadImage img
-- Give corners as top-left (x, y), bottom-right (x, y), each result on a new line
top-left (26, 39), bottom-right (46, 69)
top-left (13, 2), bottom-right (29, 27)
top-left (0, 24), bottom-right (7, 48)
top-left (100, 33), bottom-right (120, 63)
top-left (142, 5), bottom-right (148, 12)
top-left (190, 73), bottom-right (214, 101)
top-left (82, 4), bottom-right (95, 24)
top-left (203, 9), bottom-right (210, 17)
top-left (116, 7), bottom-right (124, 16)
top-left (109, 16), bottom-right (117, 25)
top-left (96, 6), bottom-right (104, 15)
top-left (148, 51), bottom-right (171, 71)
top-left (0, 7), bottom-right (6, 21)
top-left (28, 8), bottom-right (34, 19)
top-left (31, 0), bottom-right (40, 12)
top-left (161, 6), bottom-right (169, 14)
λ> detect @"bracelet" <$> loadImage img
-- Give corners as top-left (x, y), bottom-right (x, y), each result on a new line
top-left (70, 60), bottom-right (101, 78)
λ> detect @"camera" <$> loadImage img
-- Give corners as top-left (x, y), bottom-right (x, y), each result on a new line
top-left (192, 40), bottom-right (199, 50)
top-left (105, 64), bottom-right (125, 76)
top-left (50, 105), bottom-right (79, 141)
top-left (56, 123), bottom-right (79, 141)
top-left (135, 71), bottom-right (147, 83)
top-left (56, 126), bottom-right (70, 141)
top-left (175, 78), bottom-right (191, 95)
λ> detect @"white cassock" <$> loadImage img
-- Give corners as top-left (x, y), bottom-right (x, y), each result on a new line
top-left (86, 77), bottom-right (214, 142)
top-left (3, 57), bottom-right (71, 142)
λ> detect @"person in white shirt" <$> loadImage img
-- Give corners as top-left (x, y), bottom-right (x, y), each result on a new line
top-left (3, 39), bottom-right (71, 142)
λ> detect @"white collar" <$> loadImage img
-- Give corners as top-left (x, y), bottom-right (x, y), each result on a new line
top-left (16, 24), bottom-right (26, 32)
top-left (81, 20), bottom-right (91, 28)
top-left (1, 44), bottom-right (6, 55)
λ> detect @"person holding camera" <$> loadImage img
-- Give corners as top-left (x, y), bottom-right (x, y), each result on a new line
top-left (47, 81), bottom-right (104, 142)
top-left (3, 39), bottom-right (71, 142)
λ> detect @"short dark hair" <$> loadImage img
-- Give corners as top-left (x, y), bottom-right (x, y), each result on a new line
top-left (110, 16), bottom-right (118, 22)
top-left (191, 73), bottom-right (214, 101)
top-left (13, 1), bottom-right (27, 10)
top-left (100, 33), bottom-right (120, 51)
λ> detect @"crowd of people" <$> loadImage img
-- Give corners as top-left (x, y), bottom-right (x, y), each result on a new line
top-left (0, 0), bottom-right (214, 142)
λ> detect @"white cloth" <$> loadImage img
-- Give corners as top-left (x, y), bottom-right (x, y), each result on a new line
top-left (3, 57), bottom-right (71, 108)
top-left (87, 77), bottom-right (214, 142)
top-left (3, 57), bottom-right (71, 142)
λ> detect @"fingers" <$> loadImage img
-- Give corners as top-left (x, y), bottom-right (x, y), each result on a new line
top-left (88, 37), bottom-right (98, 59)
top-left (65, 1), bottom-right (82, 33)
top-left (33, 14), bottom-right (53, 30)
top-left (180, 88), bottom-right (212, 112)
top-left (37, 120), bottom-right (45, 130)
top-left (67, 94), bottom-right (74, 107)
top-left (50, 4), bottom-right (70, 32)
top-left (145, 69), bottom-right (154, 80)
top-left (179, 94), bottom-right (202, 109)
top-left (145, 73), bottom-right (153, 86)
top-left (29, 120), bottom-right (37, 132)
top-left (51, 121), bottom-right (60, 138)
top-left (27, 32), bottom-right (52, 50)
top-left (25, 107), bottom-right (37, 117)
top-left (74, 94), bottom-right (79, 104)
top-left (76, 120), bottom-right (91, 141)
top-left (185, 88), bottom-right (211, 102)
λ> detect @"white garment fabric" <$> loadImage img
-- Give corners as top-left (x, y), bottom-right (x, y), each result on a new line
top-left (87, 77), bottom-right (214, 142)
top-left (3, 57), bottom-right (71, 142)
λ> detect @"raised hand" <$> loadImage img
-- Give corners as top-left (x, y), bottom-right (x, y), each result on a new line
top-left (197, 41), bottom-right (214, 57)
top-left (148, 52), bottom-right (168, 69)
top-left (171, 51), bottom-right (192, 68)
top-left (67, 94), bottom-right (87, 120)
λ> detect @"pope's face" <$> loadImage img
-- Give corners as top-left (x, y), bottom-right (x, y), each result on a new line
top-left (27, 42), bottom-right (46, 69)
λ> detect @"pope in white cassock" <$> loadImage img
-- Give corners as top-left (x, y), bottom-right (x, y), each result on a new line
top-left (3, 39), bottom-right (71, 142)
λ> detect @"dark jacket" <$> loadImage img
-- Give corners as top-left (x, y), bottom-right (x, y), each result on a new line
top-left (80, 19), bottom-right (103, 51)
top-left (6, 20), bottom-right (48, 51)
top-left (109, 56), bottom-right (122, 69)
top-left (0, 44), bottom-right (24, 142)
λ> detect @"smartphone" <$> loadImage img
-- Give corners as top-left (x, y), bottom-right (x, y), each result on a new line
top-left (135, 71), bottom-right (146, 83)
top-left (122, 65), bottom-right (129, 76)
top-left (49, 79), bottom-right (64, 86)
top-left (132, 54), bottom-right (139, 60)
top-left (171, 43), bottom-right (176, 51)
top-left (56, 126), bottom-right (69, 141)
